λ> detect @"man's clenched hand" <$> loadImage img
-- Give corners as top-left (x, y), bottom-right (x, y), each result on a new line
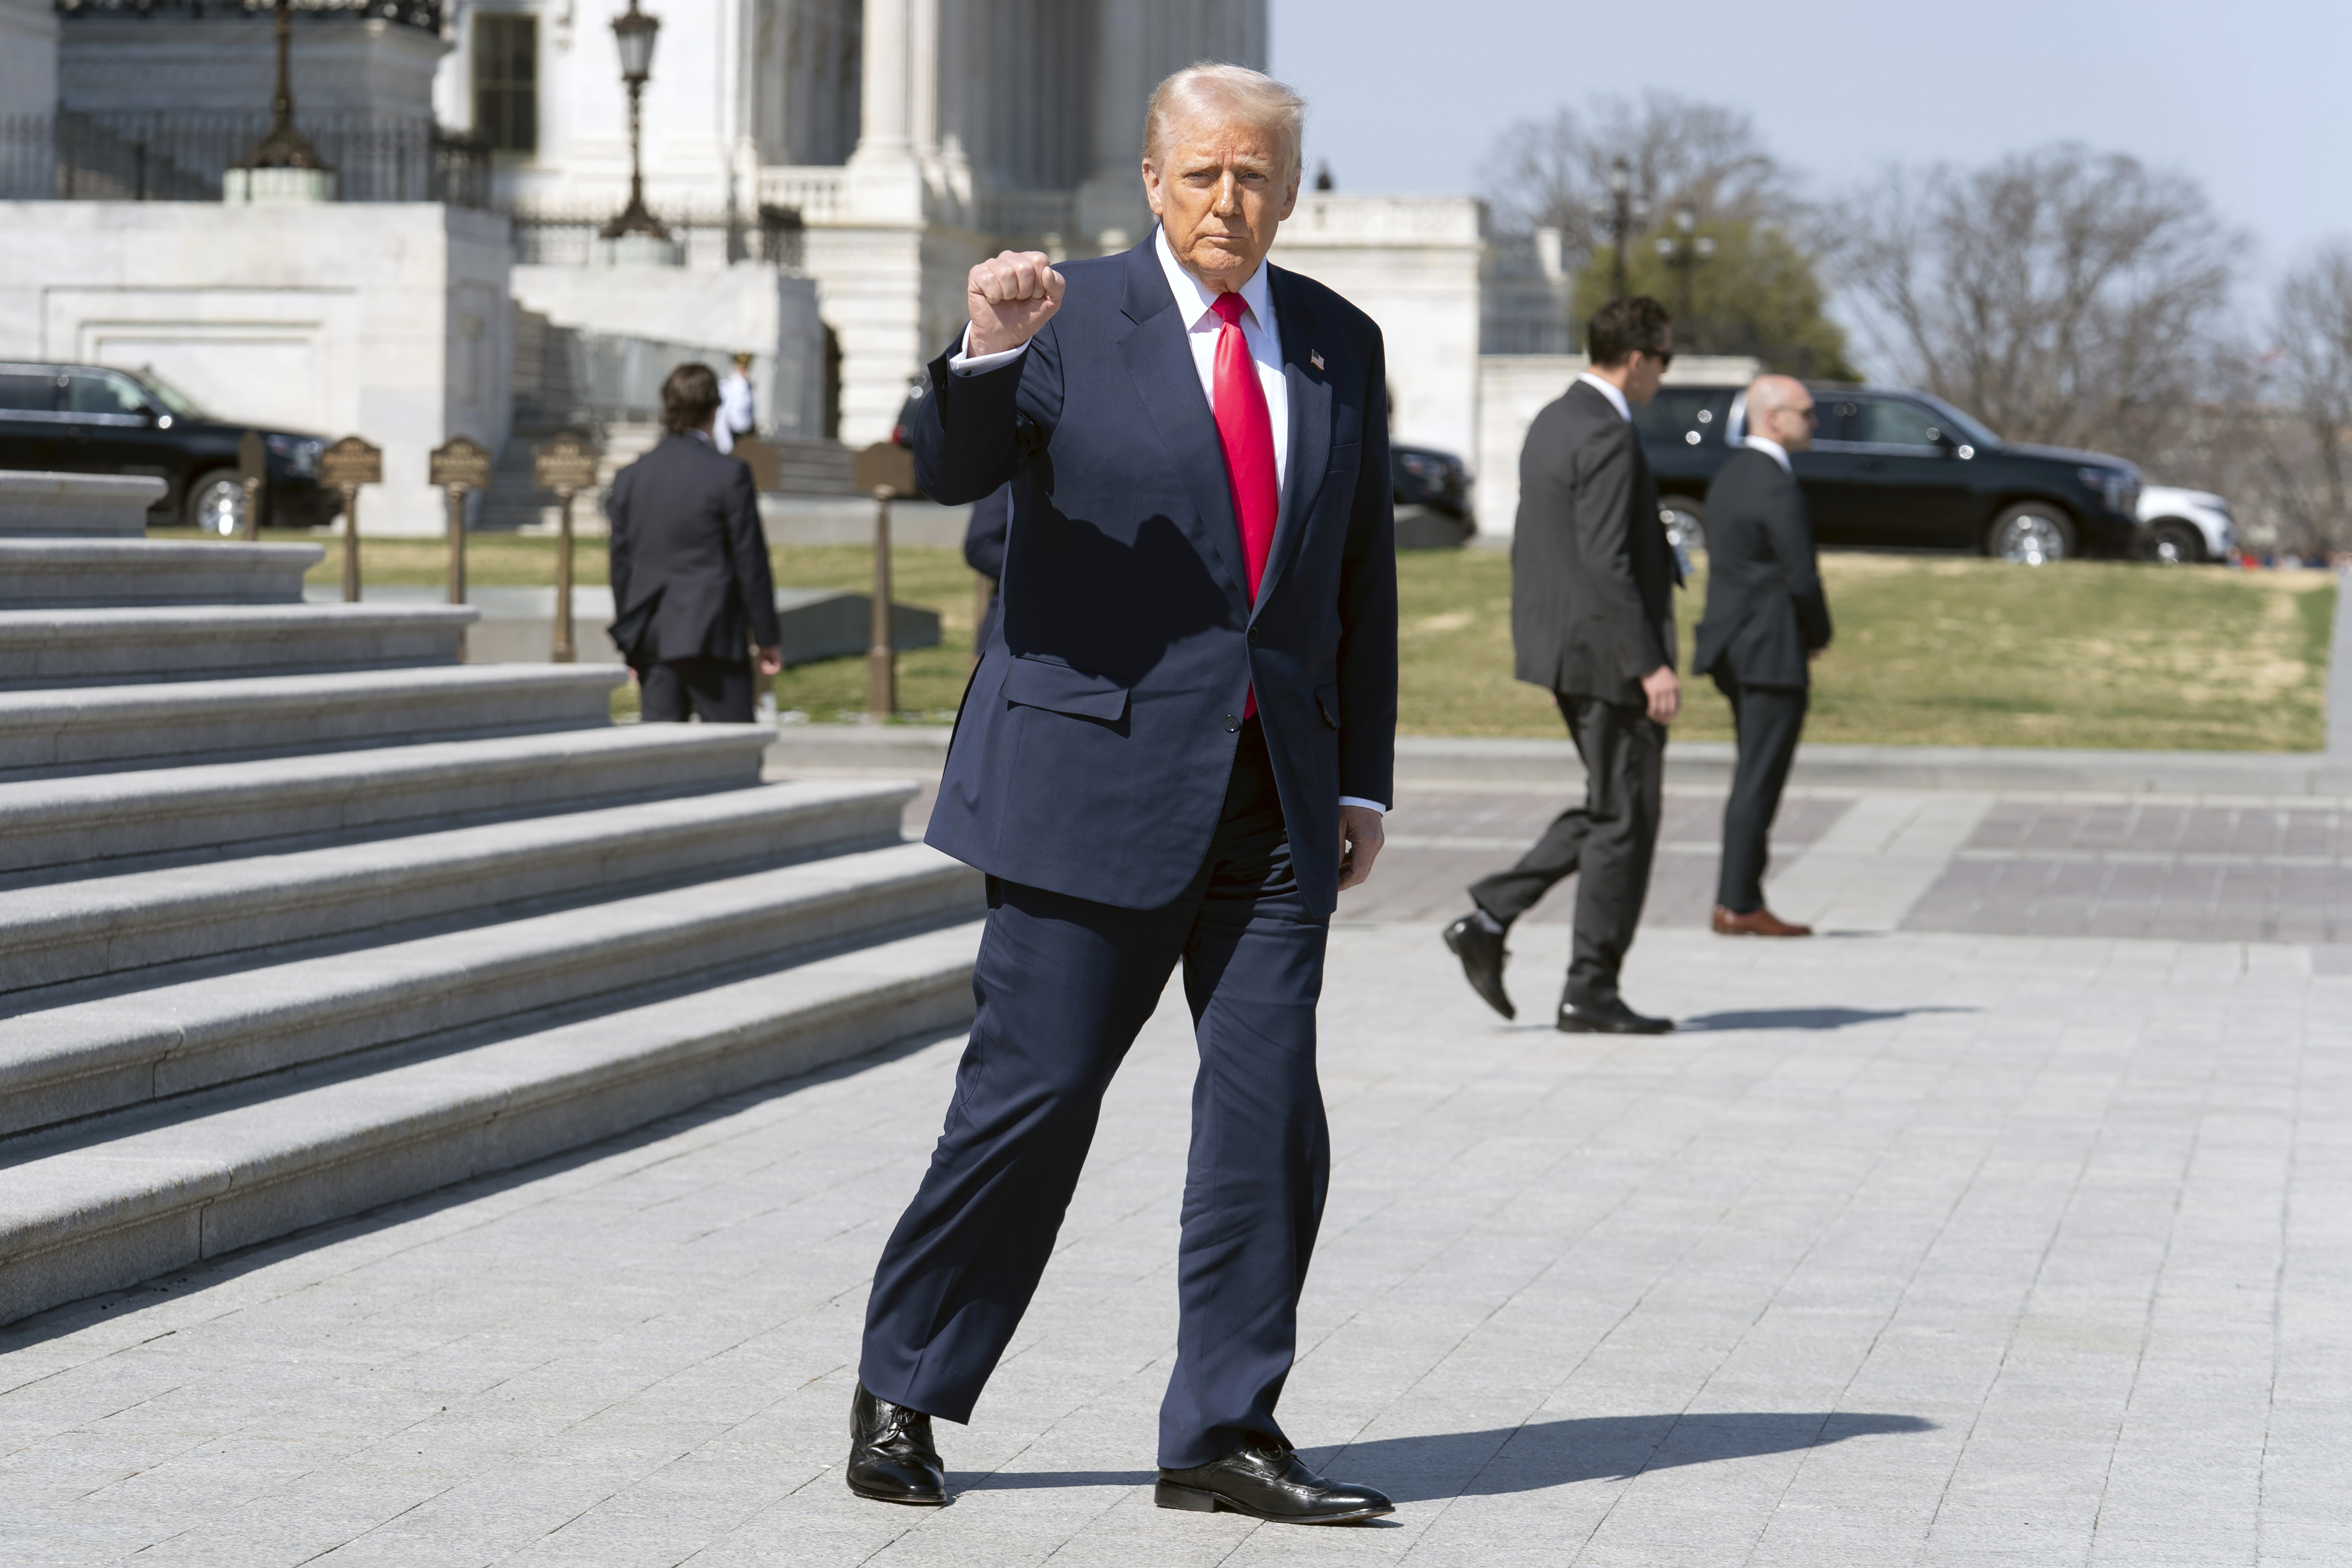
top-left (967, 250), bottom-right (1065, 356)
top-left (1337, 803), bottom-right (1386, 893)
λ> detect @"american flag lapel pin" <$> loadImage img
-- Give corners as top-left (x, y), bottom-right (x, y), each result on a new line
top-left (1309, 349), bottom-right (1325, 372)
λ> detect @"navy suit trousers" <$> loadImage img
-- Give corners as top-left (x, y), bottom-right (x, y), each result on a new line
top-left (858, 719), bottom-right (1331, 1468)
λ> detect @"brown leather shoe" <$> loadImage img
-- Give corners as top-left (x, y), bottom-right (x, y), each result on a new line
top-left (1712, 904), bottom-right (1813, 937)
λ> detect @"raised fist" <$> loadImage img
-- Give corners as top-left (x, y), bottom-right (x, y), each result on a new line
top-left (967, 250), bottom-right (1065, 356)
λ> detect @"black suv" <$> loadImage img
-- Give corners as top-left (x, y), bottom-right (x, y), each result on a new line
top-left (0, 362), bottom-right (335, 533)
top-left (1636, 384), bottom-right (2141, 562)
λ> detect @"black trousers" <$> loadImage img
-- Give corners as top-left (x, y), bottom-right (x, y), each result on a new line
top-left (641, 655), bottom-right (755, 723)
top-left (1714, 670), bottom-right (1808, 915)
top-left (860, 719), bottom-right (1331, 1469)
top-left (1467, 691), bottom-right (1664, 1006)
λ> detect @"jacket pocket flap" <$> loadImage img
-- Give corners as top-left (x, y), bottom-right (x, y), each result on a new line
top-left (1314, 682), bottom-right (1341, 729)
top-left (1004, 655), bottom-right (1132, 721)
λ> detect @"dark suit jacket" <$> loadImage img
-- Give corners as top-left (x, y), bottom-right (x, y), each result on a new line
top-left (1510, 380), bottom-right (1680, 704)
top-left (910, 236), bottom-right (1398, 917)
top-left (964, 481), bottom-right (1010, 655)
top-left (1692, 447), bottom-right (1832, 688)
top-left (608, 432), bottom-right (780, 667)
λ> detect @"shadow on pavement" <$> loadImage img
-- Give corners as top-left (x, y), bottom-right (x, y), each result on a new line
top-left (960, 1412), bottom-right (1936, 1502)
top-left (1331, 1411), bottom-right (1938, 1501)
top-left (1678, 1005), bottom-right (1975, 1032)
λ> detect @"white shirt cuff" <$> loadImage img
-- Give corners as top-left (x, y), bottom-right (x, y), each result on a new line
top-left (1338, 796), bottom-right (1388, 814)
top-left (948, 323), bottom-right (1029, 377)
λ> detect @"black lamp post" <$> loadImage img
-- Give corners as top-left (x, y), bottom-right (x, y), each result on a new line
top-left (1655, 203), bottom-right (1715, 337)
top-left (246, 0), bottom-right (328, 174)
top-left (601, 0), bottom-right (669, 241)
top-left (1599, 157), bottom-right (1648, 302)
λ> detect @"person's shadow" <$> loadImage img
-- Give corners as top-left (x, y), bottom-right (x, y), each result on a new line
top-left (1676, 1006), bottom-right (1974, 1033)
top-left (960, 1411), bottom-right (1935, 1503)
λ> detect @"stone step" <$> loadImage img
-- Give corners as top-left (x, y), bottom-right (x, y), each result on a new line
top-left (0, 843), bottom-right (982, 1137)
top-left (0, 604), bottom-right (474, 691)
top-left (0, 777), bottom-right (913, 1002)
top-left (0, 920), bottom-right (984, 1326)
top-left (0, 665), bottom-right (624, 782)
top-left (0, 724), bottom-right (776, 885)
top-left (0, 472), bottom-right (165, 538)
top-left (0, 539), bottom-right (323, 608)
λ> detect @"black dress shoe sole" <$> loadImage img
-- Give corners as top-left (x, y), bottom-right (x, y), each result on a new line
top-left (1556, 1013), bottom-right (1673, 1036)
top-left (848, 1477), bottom-right (946, 1506)
top-left (1155, 1479), bottom-right (1392, 1523)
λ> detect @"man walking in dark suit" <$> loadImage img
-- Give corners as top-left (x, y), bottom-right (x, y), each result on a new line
top-left (607, 363), bottom-right (782, 722)
top-left (1693, 374), bottom-right (1831, 936)
top-left (849, 65), bottom-right (1398, 1524)
top-left (1443, 296), bottom-right (1682, 1034)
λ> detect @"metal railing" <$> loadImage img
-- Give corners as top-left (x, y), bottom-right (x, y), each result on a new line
top-left (55, 0), bottom-right (443, 31)
top-left (510, 203), bottom-right (807, 270)
top-left (0, 111), bottom-right (492, 205)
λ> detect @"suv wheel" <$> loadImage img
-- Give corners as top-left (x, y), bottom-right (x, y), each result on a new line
top-left (1660, 498), bottom-right (1707, 556)
top-left (1986, 503), bottom-right (2075, 565)
top-left (186, 471), bottom-right (248, 537)
top-left (2147, 519), bottom-right (2205, 565)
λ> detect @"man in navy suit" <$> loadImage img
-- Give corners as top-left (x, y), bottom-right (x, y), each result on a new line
top-left (848, 64), bottom-right (1399, 1525)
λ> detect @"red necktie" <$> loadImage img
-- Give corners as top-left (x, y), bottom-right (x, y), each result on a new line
top-left (1210, 292), bottom-right (1278, 716)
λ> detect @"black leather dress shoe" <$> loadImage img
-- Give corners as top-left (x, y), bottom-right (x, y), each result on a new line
top-left (1442, 914), bottom-right (1515, 1020)
top-left (846, 1382), bottom-right (945, 1505)
top-left (1157, 1443), bottom-right (1394, 1524)
top-left (1557, 997), bottom-right (1674, 1035)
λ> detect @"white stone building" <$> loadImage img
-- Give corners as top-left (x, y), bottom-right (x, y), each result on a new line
top-left (0, 0), bottom-right (1621, 534)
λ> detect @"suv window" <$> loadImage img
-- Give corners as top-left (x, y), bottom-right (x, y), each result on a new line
top-left (1851, 396), bottom-right (1944, 448)
top-left (65, 370), bottom-right (150, 419)
top-left (0, 370), bottom-right (58, 413)
top-left (1633, 387), bottom-right (1732, 446)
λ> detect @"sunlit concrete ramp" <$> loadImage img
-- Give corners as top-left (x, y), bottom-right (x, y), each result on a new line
top-left (0, 472), bottom-right (984, 1328)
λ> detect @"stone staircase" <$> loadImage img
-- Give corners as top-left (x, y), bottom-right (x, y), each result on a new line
top-left (0, 474), bottom-right (987, 1326)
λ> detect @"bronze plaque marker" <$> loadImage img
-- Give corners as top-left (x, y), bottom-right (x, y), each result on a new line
top-left (852, 441), bottom-right (916, 499)
top-left (318, 435), bottom-right (383, 489)
top-left (533, 432), bottom-right (600, 494)
top-left (429, 434), bottom-right (492, 491)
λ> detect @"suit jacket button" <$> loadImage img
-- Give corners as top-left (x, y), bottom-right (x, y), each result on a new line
top-left (1224, 714), bottom-right (1240, 733)
top-left (1247, 625), bottom-right (1259, 641)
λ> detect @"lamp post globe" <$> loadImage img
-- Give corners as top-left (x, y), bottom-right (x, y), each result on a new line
top-left (601, 0), bottom-right (670, 243)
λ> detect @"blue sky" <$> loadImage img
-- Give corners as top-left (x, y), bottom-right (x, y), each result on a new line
top-left (1272, 0), bottom-right (2350, 300)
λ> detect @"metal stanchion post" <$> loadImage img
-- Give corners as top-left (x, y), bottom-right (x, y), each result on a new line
top-left (851, 443), bottom-right (916, 720)
top-left (236, 430), bottom-right (266, 543)
top-left (533, 432), bottom-right (601, 664)
top-left (318, 436), bottom-right (381, 603)
top-left (429, 435), bottom-right (490, 662)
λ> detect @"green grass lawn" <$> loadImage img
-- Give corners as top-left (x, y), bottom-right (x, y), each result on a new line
top-left (176, 527), bottom-right (2336, 751)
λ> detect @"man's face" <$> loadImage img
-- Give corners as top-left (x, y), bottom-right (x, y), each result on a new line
top-left (1143, 114), bottom-right (1301, 292)
top-left (1624, 339), bottom-right (1671, 405)
top-left (1757, 381), bottom-right (1818, 452)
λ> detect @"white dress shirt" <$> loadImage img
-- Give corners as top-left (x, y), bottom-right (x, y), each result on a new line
top-left (949, 231), bottom-right (1381, 815)
top-left (1575, 370), bottom-right (1633, 424)
top-left (716, 370), bottom-right (756, 454)
top-left (1744, 434), bottom-right (1793, 474)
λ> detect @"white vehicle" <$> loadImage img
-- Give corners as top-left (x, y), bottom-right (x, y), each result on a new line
top-left (2136, 485), bottom-right (2236, 565)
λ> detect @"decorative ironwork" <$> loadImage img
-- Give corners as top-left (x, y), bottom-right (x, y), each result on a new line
top-left (54, 0), bottom-right (444, 32)
top-left (602, 0), bottom-right (668, 242)
top-left (512, 203), bottom-right (804, 270)
top-left (0, 111), bottom-right (492, 205)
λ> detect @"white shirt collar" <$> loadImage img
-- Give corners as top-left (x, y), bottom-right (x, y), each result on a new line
top-left (1574, 370), bottom-right (1632, 424)
top-left (1156, 224), bottom-right (1274, 335)
top-left (1745, 434), bottom-right (1792, 474)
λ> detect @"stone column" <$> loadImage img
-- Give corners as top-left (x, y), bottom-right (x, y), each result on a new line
top-left (852, 0), bottom-right (913, 162)
top-left (1073, 0), bottom-right (1148, 252)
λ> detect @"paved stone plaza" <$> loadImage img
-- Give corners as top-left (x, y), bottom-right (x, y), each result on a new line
top-left (4, 773), bottom-right (2347, 1565)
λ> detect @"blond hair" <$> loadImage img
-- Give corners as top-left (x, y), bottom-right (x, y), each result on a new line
top-left (1143, 63), bottom-right (1306, 178)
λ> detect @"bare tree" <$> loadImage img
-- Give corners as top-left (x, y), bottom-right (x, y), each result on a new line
top-left (1835, 145), bottom-right (2241, 462)
top-left (2272, 242), bottom-right (2352, 542)
top-left (1486, 92), bottom-right (1797, 263)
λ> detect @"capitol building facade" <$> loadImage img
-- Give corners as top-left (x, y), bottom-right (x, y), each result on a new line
top-left (0, 0), bottom-right (1694, 534)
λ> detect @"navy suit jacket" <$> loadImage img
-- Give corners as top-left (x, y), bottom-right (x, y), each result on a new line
top-left (911, 237), bottom-right (1397, 917)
